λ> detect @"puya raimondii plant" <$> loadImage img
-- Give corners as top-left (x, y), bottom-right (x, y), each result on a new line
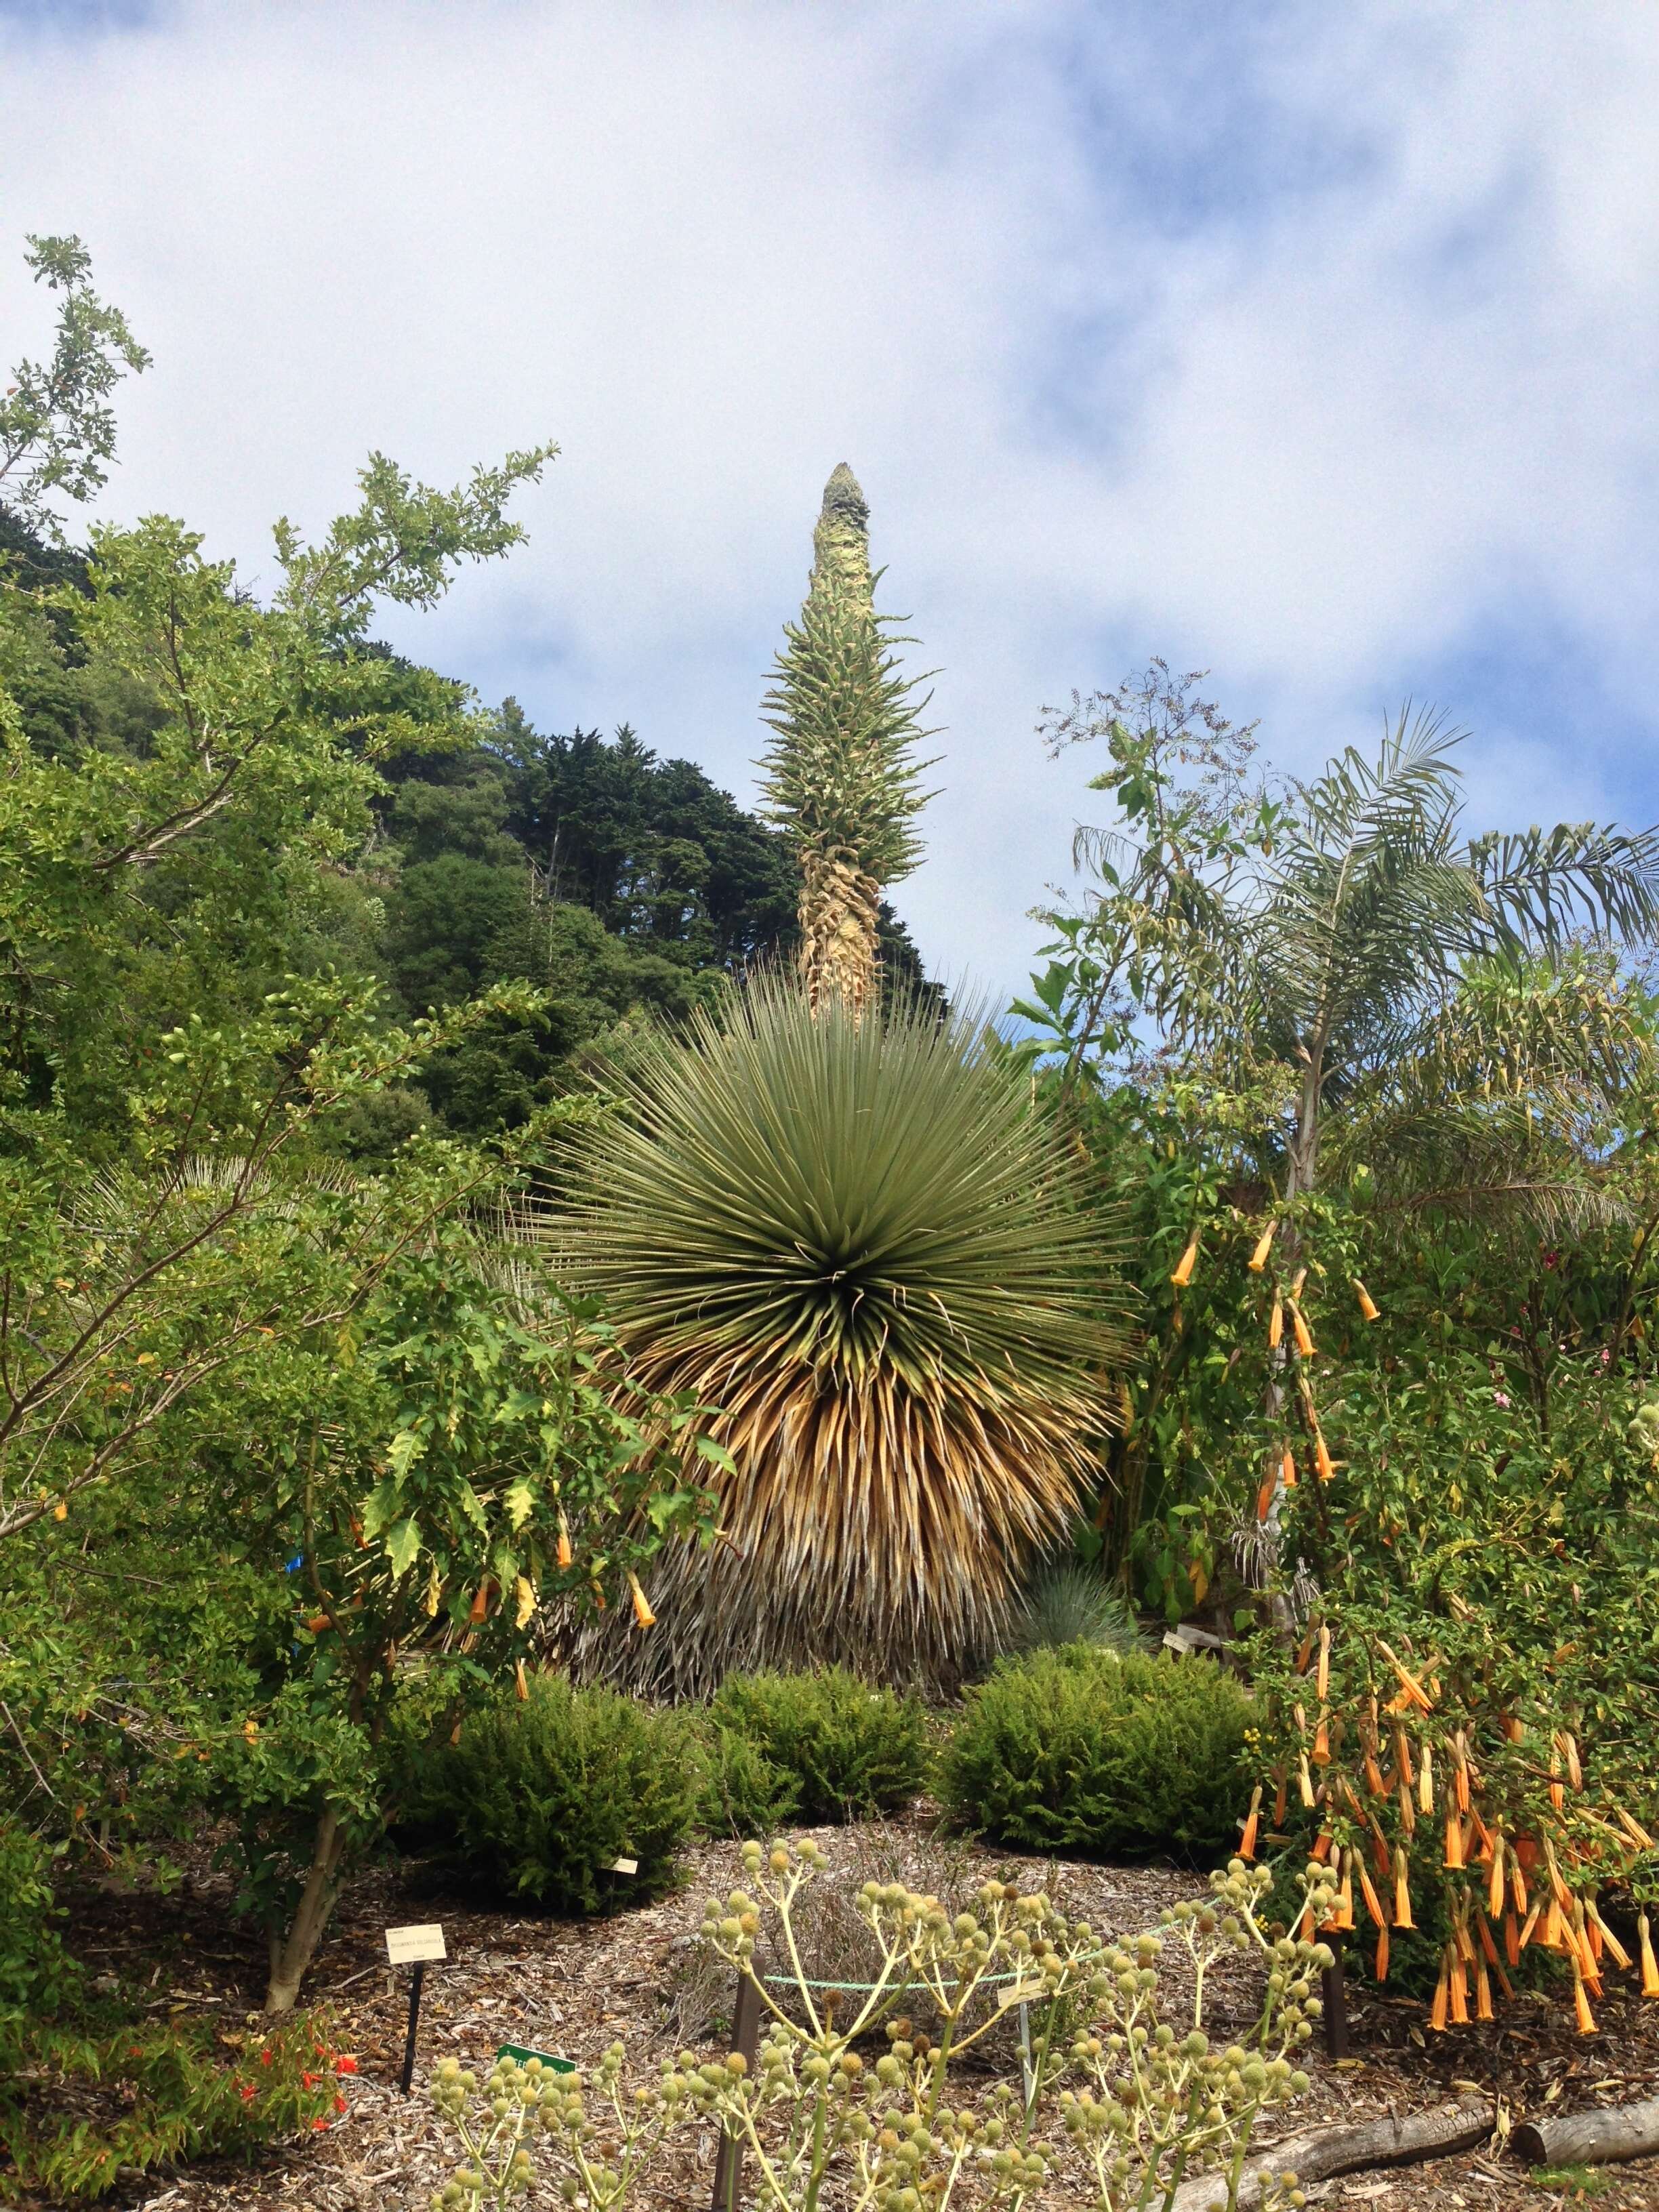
top-left (430, 1839), bottom-right (1337, 2212)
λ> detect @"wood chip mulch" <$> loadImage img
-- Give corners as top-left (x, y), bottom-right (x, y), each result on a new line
top-left (29, 1814), bottom-right (1659, 2212)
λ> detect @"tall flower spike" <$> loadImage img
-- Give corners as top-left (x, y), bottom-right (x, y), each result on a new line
top-left (759, 464), bottom-right (938, 1021)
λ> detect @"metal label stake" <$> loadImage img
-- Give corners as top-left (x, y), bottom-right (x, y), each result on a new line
top-left (385, 1923), bottom-right (447, 2095)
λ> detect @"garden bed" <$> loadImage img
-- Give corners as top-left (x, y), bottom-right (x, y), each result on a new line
top-left (20, 1814), bottom-right (1659, 2212)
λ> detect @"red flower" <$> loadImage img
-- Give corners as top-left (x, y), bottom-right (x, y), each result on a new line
top-left (260, 2049), bottom-right (274, 2066)
top-left (312, 2116), bottom-right (330, 2132)
top-left (240, 2083), bottom-right (258, 2103)
top-left (302, 2071), bottom-right (318, 2089)
top-left (334, 2093), bottom-right (347, 2114)
top-left (335, 2055), bottom-right (358, 2075)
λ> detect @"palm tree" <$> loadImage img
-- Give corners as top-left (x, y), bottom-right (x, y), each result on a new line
top-left (560, 979), bottom-right (1126, 1693)
top-left (1051, 696), bottom-right (1659, 1216)
top-left (1221, 708), bottom-right (1659, 1203)
top-left (758, 464), bottom-right (936, 1019)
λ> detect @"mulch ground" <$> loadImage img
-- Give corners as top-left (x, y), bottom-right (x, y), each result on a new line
top-left (29, 1811), bottom-right (1659, 2212)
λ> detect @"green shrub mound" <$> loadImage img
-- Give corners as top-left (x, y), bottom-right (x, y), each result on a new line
top-left (694, 1723), bottom-right (802, 1839)
top-left (706, 1667), bottom-right (930, 1824)
top-left (419, 1675), bottom-right (700, 1910)
top-left (939, 1645), bottom-right (1249, 1858)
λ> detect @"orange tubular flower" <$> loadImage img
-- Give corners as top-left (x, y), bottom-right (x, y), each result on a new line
top-left (1450, 1954), bottom-right (1470, 2026)
top-left (1444, 1810), bottom-right (1465, 1870)
top-left (1488, 1847), bottom-right (1506, 1921)
top-left (514, 1660), bottom-right (529, 1702)
top-left (1353, 1278), bottom-right (1380, 1322)
top-left (1639, 1914), bottom-right (1659, 1999)
top-left (1505, 1908), bottom-right (1522, 1968)
top-left (556, 1511), bottom-right (573, 1570)
top-left (1475, 1955), bottom-right (1494, 2022)
top-left (1574, 1972), bottom-right (1598, 2037)
top-left (1256, 1471), bottom-right (1276, 1522)
top-left (1292, 1306), bottom-right (1315, 1359)
top-left (1358, 1862), bottom-right (1387, 1931)
top-left (1248, 1222), bottom-right (1276, 1272)
top-left (1239, 1784), bottom-right (1262, 1861)
top-left (1280, 1443), bottom-right (1298, 1489)
top-left (1273, 1769), bottom-right (1289, 1827)
top-left (627, 1570), bottom-right (656, 1629)
top-left (1312, 1715), bottom-right (1331, 1767)
top-left (1313, 1429), bottom-right (1336, 1483)
top-left (1269, 1296), bottom-right (1284, 1350)
top-left (1375, 1925), bottom-right (1391, 1980)
top-left (1170, 1231), bottom-right (1200, 1288)
top-left (1316, 1624), bottom-right (1331, 1702)
top-left (1430, 1952), bottom-right (1451, 2032)
top-left (1393, 1848), bottom-right (1414, 1929)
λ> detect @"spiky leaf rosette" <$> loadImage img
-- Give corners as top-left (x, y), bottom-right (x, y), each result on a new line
top-left (558, 979), bottom-right (1126, 1694)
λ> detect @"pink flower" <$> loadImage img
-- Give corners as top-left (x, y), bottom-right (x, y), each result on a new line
top-left (1493, 1391), bottom-right (1511, 1408)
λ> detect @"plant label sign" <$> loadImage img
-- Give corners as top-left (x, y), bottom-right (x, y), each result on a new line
top-left (386, 1923), bottom-right (447, 1965)
top-left (611, 1856), bottom-right (638, 1875)
top-left (496, 2043), bottom-right (575, 2073)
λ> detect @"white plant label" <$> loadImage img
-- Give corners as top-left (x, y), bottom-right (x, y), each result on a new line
top-left (385, 1923), bottom-right (447, 1965)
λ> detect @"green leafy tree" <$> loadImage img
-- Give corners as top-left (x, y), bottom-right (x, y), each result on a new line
top-left (0, 233), bottom-right (149, 537)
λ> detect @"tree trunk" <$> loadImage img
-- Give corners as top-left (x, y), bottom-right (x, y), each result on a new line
top-left (263, 1803), bottom-right (348, 2015)
top-left (1168, 2099), bottom-right (1494, 2212)
top-left (1512, 2097), bottom-right (1659, 2170)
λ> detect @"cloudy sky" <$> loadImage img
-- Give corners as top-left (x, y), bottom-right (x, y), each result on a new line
top-left (5, 0), bottom-right (1659, 995)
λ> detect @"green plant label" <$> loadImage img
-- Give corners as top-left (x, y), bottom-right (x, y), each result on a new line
top-left (495, 2043), bottom-right (575, 2074)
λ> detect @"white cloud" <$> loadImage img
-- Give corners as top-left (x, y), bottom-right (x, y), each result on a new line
top-left (5, 0), bottom-right (1659, 994)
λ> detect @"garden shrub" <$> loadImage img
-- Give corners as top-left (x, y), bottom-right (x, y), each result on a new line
top-left (939, 1643), bottom-right (1250, 1857)
top-left (693, 1722), bottom-right (801, 1839)
top-left (705, 1667), bottom-right (930, 1823)
top-left (0, 2004), bottom-right (342, 2204)
top-left (421, 1674), bottom-right (700, 1911)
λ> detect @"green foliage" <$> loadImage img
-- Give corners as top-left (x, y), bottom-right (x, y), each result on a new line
top-left (1008, 1565), bottom-right (1147, 1656)
top-left (941, 1647), bottom-right (1252, 1858)
top-left (0, 2009), bottom-right (342, 2205)
top-left (415, 1674), bottom-right (701, 1910)
top-left (758, 464), bottom-right (936, 894)
top-left (705, 1668), bottom-right (930, 1824)
top-left (692, 1722), bottom-right (802, 1839)
top-left (0, 234), bottom-right (149, 537)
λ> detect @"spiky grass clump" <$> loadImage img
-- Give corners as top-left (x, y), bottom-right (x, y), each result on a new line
top-left (1010, 1564), bottom-right (1147, 1658)
top-left (561, 979), bottom-right (1126, 1694)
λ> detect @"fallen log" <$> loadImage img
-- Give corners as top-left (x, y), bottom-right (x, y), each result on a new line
top-left (1512, 2095), bottom-right (1659, 2170)
top-left (1168, 2098), bottom-right (1495, 2212)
